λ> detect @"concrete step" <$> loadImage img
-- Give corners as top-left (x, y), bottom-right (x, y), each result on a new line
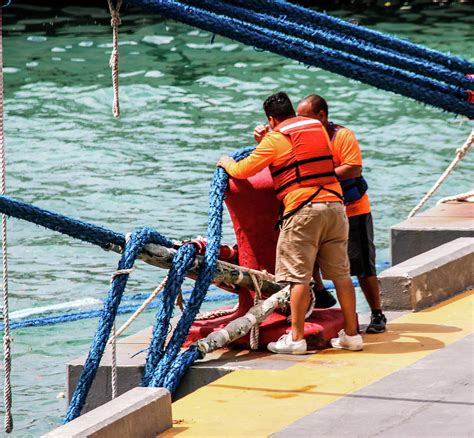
top-left (391, 203), bottom-right (474, 265)
top-left (380, 237), bottom-right (474, 311)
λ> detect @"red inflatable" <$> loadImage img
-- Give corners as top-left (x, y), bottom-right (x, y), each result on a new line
top-left (184, 167), bottom-right (345, 350)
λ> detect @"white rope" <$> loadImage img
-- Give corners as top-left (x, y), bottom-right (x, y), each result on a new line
top-left (111, 322), bottom-right (117, 399)
top-left (408, 129), bottom-right (473, 218)
top-left (111, 267), bottom-right (135, 280)
top-left (437, 190), bottom-right (474, 204)
top-left (109, 276), bottom-right (168, 342)
top-left (195, 303), bottom-right (239, 321)
top-left (249, 272), bottom-right (264, 350)
top-left (107, 0), bottom-right (122, 118)
top-left (0, 8), bottom-right (12, 433)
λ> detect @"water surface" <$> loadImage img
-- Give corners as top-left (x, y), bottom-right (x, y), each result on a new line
top-left (2, 3), bottom-right (474, 435)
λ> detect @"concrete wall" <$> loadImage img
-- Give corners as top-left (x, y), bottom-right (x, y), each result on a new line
top-left (43, 388), bottom-right (172, 438)
top-left (380, 238), bottom-right (474, 311)
top-left (391, 203), bottom-right (474, 265)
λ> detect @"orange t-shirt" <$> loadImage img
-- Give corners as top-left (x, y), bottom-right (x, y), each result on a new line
top-left (330, 127), bottom-right (371, 217)
top-left (224, 131), bottom-right (343, 213)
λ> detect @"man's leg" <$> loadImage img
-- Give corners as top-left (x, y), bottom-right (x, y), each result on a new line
top-left (358, 275), bottom-right (381, 310)
top-left (332, 277), bottom-right (358, 336)
top-left (290, 282), bottom-right (311, 341)
top-left (311, 265), bottom-right (337, 308)
top-left (348, 213), bottom-right (386, 333)
top-left (312, 265), bottom-right (325, 290)
top-left (268, 204), bottom-right (325, 354)
top-left (317, 203), bottom-right (362, 350)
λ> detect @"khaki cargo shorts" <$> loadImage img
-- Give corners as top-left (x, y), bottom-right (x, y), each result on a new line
top-left (275, 202), bottom-right (350, 283)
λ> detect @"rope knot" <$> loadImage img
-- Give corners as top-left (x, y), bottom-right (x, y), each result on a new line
top-left (111, 267), bottom-right (135, 283)
top-left (109, 48), bottom-right (119, 68)
top-left (110, 12), bottom-right (121, 28)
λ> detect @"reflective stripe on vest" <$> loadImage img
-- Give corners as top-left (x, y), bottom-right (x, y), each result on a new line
top-left (270, 116), bottom-right (338, 200)
top-left (329, 122), bottom-right (368, 205)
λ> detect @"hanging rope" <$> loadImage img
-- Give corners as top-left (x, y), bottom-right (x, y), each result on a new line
top-left (0, 7), bottom-right (12, 434)
top-left (108, 267), bottom-right (135, 400)
top-left (408, 129), bottom-right (473, 218)
top-left (107, 0), bottom-right (122, 118)
top-left (249, 272), bottom-right (263, 350)
top-left (111, 322), bottom-right (118, 399)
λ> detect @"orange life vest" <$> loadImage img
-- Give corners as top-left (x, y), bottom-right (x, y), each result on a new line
top-left (270, 116), bottom-right (339, 201)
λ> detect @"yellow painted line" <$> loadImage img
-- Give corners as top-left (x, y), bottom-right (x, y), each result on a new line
top-left (161, 290), bottom-right (473, 437)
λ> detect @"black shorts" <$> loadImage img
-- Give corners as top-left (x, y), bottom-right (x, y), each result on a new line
top-left (347, 213), bottom-right (377, 277)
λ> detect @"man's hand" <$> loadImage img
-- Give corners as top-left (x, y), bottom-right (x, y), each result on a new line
top-left (253, 124), bottom-right (269, 144)
top-left (217, 155), bottom-right (235, 170)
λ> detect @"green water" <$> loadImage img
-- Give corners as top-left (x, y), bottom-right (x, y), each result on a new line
top-left (2, 3), bottom-right (473, 436)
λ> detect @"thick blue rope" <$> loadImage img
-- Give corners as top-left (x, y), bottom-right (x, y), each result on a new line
top-left (64, 227), bottom-right (172, 422)
top-left (142, 243), bottom-right (197, 386)
top-left (132, 0), bottom-right (473, 117)
top-left (1, 290), bottom-right (235, 331)
top-left (229, 0), bottom-right (473, 74)
top-left (184, 0), bottom-right (473, 90)
top-left (0, 196), bottom-right (125, 250)
top-left (162, 345), bottom-right (202, 394)
top-left (146, 147), bottom-right (253, 390)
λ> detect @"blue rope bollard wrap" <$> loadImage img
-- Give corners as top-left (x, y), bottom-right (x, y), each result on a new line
top-left (64, 227), bottom-right (172, 423)
top-left (146, 147), bottom-right (253, 390)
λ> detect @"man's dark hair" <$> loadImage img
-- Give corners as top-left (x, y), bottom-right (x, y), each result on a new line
top-left (263, 92), bottom-right (296, 121)
top-left (303, 94), bottom-right (329, 117)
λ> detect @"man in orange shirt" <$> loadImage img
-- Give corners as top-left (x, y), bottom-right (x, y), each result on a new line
top-left (297, 94), bottom-right (386, 333)
top-left (218, 92), bottom-right (363, 353)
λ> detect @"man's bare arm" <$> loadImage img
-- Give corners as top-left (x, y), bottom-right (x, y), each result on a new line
top-left (335, 164), bottom-right (362, 181)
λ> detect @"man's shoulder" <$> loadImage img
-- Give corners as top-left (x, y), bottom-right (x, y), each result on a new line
top-left (260, 131), bottom-right (292, 147)
top-left (334, 124), bottom-right (355, 136)
top-left (333, 124), bottom-right (359, 146)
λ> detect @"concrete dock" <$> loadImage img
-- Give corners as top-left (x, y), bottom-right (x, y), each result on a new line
top-left (59, 200), bottom-right (474, 437)
top-left (162, 290), bottom-right (473, 437)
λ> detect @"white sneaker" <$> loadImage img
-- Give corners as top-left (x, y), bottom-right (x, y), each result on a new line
top-left (330, 329), bottom-right (363, 351)
top-left (267, 332), bottom-right (307, 355)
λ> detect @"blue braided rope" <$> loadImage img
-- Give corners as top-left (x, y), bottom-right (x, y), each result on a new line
top-left (0, 195), bottom-right (125, 249)
top-left (1, 292), bottom-right (236, 331)
top-left (122, 285), bottom-right (223, 302)
top-left (229, 0), bottom-right (474, 74)
top-left (147, 147), bottom-right (253, 389)
top-left (184, 0), bottom-right (473, 90)
top-left (162, 345), bottom-right (202, 393)
top-left (131, 0), bottom-right (473, 117)
top-left (64, 227), bottom-right (172, 423)
top-left (141, 243), bottom-right (197, 386)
